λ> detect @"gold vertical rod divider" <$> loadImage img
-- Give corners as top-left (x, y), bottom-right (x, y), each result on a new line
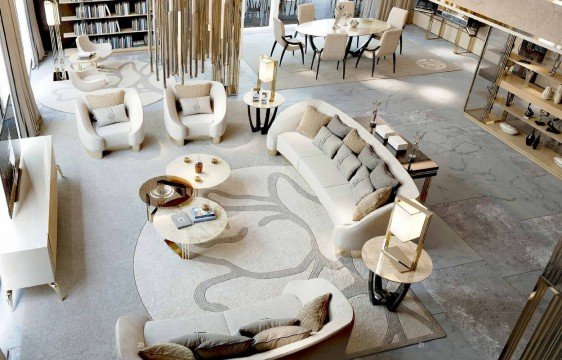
top-left (147, 0), bottom-right (153, 72)
top-left (154, 0), bottom-right (160, 82)
top-left (520, 293), bottom-right (561, 360)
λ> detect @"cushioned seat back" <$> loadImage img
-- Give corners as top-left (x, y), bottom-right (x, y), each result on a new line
top-left (273, 17), bottom-right (288, 46)
top-left (387, 7), bottom-right (408, 29)
top-left (297, 3), bottom-right (315, 24)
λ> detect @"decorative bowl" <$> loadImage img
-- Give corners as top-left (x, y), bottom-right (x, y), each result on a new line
top-left (150, 184), bottom-right (174, 199)
top-left (499, 123), bottom-right (518, 135)
top-left (555, 156), bottom-right (562, 168)
top-left (350, 19), bottom-right (359, 28)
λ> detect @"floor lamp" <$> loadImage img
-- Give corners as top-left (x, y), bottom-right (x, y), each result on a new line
top-left (44, 0), bottom-right (66, 81)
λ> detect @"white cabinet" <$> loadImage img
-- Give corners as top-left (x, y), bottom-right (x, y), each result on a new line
top-left (0, 136), bottom-right (62, 310)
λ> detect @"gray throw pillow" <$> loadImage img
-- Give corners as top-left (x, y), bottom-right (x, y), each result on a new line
top-left (180, 96), bottom-right (213, 116)
top-left (350, 166), bottom-right (374, 205)
top-left (313, 126), bottom-right (343, 158)
top-left (92, 104), bottom-right (129, 127)
top-left (370, 163), bottom-right (399, 190)
top-left (358, 145), bottom-right (383, 171)
top-left (194, 335), bottom-right (253, 360)
top-left (333, 144), bottom-right (361, 180)
top-left (253, 326), bottom-right (312, 352)
top-left (239, 318), bottom-right (300, 337)
top-left (170, 333), bottom-right (226, 349)
top-left (326, 114), bottom-right (352, 139)
top-left (295, 293), bottom-right (332, 332)
top-left (138, 343), bottom-right (195, 360)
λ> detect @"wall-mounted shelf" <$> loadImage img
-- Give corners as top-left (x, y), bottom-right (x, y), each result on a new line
top-left (63, 28), bottom-right (148, 38)
top-left (509, 53), bottom-right (562, 84)
top-left (61, 13), bottom-right (146, 22)
top-left (498, 74), bottom-right (562, 119)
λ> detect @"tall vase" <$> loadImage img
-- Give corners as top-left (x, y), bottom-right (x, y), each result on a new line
top-left (525, 130), bottom-right (536, 146)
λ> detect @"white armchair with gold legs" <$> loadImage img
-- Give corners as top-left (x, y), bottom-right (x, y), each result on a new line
top-left (76, 35), bottom-right (112, 62)
top-left (163, 80), bottom-right (227, 146)
top-left (76, 88), bottom-right (145, 158)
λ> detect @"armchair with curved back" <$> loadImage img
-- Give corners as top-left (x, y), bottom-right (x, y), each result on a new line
top-left (76, 35), bottom-right (112, 61)
top-left (163, 80), bottom-right (227, 146)
top-left (271, 17), bottom-right (304, 66)
top-left (68, 65), bottom-right (108, 92)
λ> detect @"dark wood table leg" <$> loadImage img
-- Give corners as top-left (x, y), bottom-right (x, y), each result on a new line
top-left (368, 270), bottom-right (411, 312)
top-left (256, 107), bottom-right (262, 131)
top-left (247, 105), bottom-right (258, 132)
top-left (261, 107), bottom-right (279, 135)
top-left (419, 176), bottom-right (433, 203)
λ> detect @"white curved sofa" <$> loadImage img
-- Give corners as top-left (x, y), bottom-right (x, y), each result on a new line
top-left (76, 88), bottom-right (145, 159)
top-left (163, 80), bottom-right (227, 146)
top-left (267, 100), bottom-right (419, 251)
top-left (116, 278), bottom-right (354, 360)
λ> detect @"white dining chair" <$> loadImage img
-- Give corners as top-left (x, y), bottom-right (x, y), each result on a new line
top-left (310, 33), bottom-right (349, 80)
top-left (355, 28), bottom-right (403, 76)
top-left (271, 17), bottom-right (305, 66)
top-left (378, 7), bottom-right (409, 54)
top-left (294, 3), bottom-right (315, 52)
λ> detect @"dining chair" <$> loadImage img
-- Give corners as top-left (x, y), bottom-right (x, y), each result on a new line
top-left (355, 28), bottom-right (403, 76)
top-left (271, 17), bottom-right (305, 66)
top-left (380, 7), bottom-right (409, 54)
top-left (310, 33), bottom-right (349, 80)
top-left (335, 1), bottom-right (355, 16)
top-left (294, 3), bottom-right (315, 52)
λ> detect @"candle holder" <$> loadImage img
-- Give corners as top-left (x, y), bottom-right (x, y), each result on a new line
top-left (371, 100), bottom-right (382, 135)
top-left (194, 175), bottom-right (203, 183)
top-left (211, 157), bottom-right (219, 165)
top-left (195, 162), bottom-right (203, 174)
top-left (202, 204), bottom-right (210, 212)
top-left (183, 156), bottom-right (191, 164)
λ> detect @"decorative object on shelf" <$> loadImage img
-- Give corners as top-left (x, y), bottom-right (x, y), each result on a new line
top-left (547, 118), bottom-right (560, 134)
top-left (195, 162), bottom-right (203, 174)
top-left (150, 0), bottom-right (243, 95)
top-left (554, 85), bottom-right (562, 104)
top-left (350, 19), bottom-right (359, 28)
top-left (532, 134), bottom-right (541, 149)
top-left (535, 110), bottom-right (548, 126)
top-left (524, 104), bottom-right (534, 119)
top-left (554, 156), bottom-right (562, 168)
top-left (549, 52), bottom-right (561, 76)
top-left (526, 129), bottom-right (536, 146)
top-left (252, 88), bottom-right (260, 102)
top-left (499, 122), bottom-right (518, 135)
top-left (407, 131), bottom-right (426, 171)
top-left (333, 4), bottom-right (344, 29)
top-left (370, 100), bottom-right (382, 134)
top-left (256, 55), bottom-right (278, 102)
top-left (382, 196), bottom-right (433, 272)
top-left (541, 86), bottom-right (553, 100)
top-left (44, 0), bottom-right (67, 81)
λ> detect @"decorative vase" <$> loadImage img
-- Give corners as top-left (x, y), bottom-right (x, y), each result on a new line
top-left (524, 105), bottom-right (534, 118)
top-left (554, 85), bottom-right (562, 104)
top-left (350, 19), bottom-right (359, 28)
top-left (525, 130), bottom-right (536, 146)
top-left (195, 162), bottom-right (203, 174)
top-left (541, 86), bottom-right (552, 100)
top-left (532, 134), bottom-right (541, 149)
top-left (547, 119), bottom-right (561, 134)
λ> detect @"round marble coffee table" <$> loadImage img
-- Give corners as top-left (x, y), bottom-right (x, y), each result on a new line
top-left (153, 197), bottom-right (228, 259)
top-left (166, 154), bottom-right (230, 196)
top-left (362, 235), bottom-right (433, 312)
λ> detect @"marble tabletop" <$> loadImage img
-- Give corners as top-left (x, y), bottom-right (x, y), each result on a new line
top-left (243, 90), bottom-right (285, 109)
top-left (296, 18), bottom-right (390, 38)
top-left (166, 154), bottom-right (230, 190)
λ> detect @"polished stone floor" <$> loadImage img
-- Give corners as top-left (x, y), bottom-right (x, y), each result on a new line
top-left (1, 25), bottom-right (560, 360)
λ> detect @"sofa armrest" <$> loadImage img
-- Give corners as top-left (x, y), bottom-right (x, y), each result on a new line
top-left (125, 89), bottom-right (145, 146)
top-left (115, 311), bottom-right (151, 360)
top-left (75, 97), bottom-right (105, 152)
top-left (332, 203), bottom-right (393, 251)
top-left (163, 86), bottom-right (187, 141)
top-left (210, 82), bottom-right (227, 138)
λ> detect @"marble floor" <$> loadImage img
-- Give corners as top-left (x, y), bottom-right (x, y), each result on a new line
top-left (1, 24), bottom-right (560, 360)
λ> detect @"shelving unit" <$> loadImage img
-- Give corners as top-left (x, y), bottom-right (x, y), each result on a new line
top-left (57, 0), bottom-right (151, 53)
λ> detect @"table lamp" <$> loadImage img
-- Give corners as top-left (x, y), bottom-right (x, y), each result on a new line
top-left (256, 55), bottom-right (278, 102)
top-left (382, 195), bottom-right (432, 272)
top-left (44, 0), bottom-right (67, 81)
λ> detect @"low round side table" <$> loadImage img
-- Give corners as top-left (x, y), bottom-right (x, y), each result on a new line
top-left (139, 176), bottom-right (193, 222)
top-left (361, 236), bottom-right (433, 312)
top-left (68, 52), bottom-right (100, 70)
top-left (153, 197), bottom-right (228, 260)
top-left (243, 90), bottom-right (285, 135)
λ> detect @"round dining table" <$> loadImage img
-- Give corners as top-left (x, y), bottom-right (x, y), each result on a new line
top-left (296, 18), bottom-right (390, 56)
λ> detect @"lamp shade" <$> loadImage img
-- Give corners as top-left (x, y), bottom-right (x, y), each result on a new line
top-left (258, 56), bottom-right (276, 83)
top-left (389, 198), bottom-right (428, 242)
top-left (44, 1), bottom-right (59, 26)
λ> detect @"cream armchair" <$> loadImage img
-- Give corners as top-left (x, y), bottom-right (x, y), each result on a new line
top-left (68, 65), bottom-right (108, 92)
top-left (76, 35), bottom-right (112, 61)
top-left (163, 80), bottom-right (227, 146)
top-left (76, 88), bottom-right (145, 159)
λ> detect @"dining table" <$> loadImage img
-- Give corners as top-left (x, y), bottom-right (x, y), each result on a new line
top-left (295, 18), bottom-right (390, 57)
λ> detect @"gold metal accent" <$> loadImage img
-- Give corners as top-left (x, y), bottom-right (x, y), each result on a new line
top-left (49, 282), bottom-right (65, 301)
top-left (6, 290), bottom-right (13, 312)
top-left (183, 156), bottom-right (191, 164)
top-left (256, 55), bottom-right (278, 102)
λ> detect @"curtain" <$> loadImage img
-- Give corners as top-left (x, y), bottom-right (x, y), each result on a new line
top-left (24, 0), bottom-right (46, 68)
top-left (0, 0), bottom-right (42, 137)
top-left (361, 0), bottom-right (415, 22)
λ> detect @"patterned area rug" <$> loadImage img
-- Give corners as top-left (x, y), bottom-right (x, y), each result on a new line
top-left (33, 58), bottom-right (163, 113)
top-left (134, 166), bottom-right (446, 358)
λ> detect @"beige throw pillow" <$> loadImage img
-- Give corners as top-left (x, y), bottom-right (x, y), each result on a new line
top-left (175, 83), bottom-right (212, 99)
top-left (253, 326), bottom-right (312, 352)
top-left (138, 343), bottom-right (195, 360)
top-left (353, 187), bottom-right (392, 221)
top-left (194, 335), bottom-right (253, 360)
top-left (343, 128), bottom-right (367, 154)
top-left (86, 90), bottom-right (125, 110)
top-left (296, 106), bottom-right (331, 138)
top-left (295, 293), bottom-right (332, 332)
top-left (239, 318), bottom-right (299, 337)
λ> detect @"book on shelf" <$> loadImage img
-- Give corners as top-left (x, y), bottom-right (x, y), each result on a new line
top-left (191, 207), bottom-right (217, 223)
top-left (73, 20), bottom-right (121, 36)
top-left (76, 4), bottom-right (111, 19)
top-left (135, 1), bottom-right (148, 15)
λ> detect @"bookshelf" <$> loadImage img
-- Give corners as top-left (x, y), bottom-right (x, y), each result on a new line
top-left (57, 0), bottom-right (151, 53)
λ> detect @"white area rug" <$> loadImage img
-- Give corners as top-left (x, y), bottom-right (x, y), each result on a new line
top-left (33, 59), bottom-right (163, 113)
top-left (134, 166), bottom-right (445, 358)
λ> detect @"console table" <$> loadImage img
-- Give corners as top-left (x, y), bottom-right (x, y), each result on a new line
top-left (0, 136), bottom-right (63, 311)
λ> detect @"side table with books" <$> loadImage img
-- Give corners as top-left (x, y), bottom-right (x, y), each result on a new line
top-left (152, 197), bottom-right (228, 260)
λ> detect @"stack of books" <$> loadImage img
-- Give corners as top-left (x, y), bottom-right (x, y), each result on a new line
top-left (191, 207), bottom-right (216, 223)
